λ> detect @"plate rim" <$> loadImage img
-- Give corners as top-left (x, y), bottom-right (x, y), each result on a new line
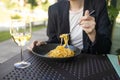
top-left (31, 43), bottom-right (81, 59)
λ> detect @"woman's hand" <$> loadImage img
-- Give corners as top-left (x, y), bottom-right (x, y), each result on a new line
top-left (80, 10), bottom-right (96, 42)
top-left (27, 40), bottom-right (47, 51)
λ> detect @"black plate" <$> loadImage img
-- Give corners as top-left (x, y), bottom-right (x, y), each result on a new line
top-left (32, 43), bottom-right (81, 61)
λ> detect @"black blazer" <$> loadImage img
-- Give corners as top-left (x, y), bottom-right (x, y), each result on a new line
top-left (46, 0), bottom-right (112, 54)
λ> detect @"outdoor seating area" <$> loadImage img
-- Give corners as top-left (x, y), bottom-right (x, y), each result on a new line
top-left (0, 0), bottom-right (120, 80)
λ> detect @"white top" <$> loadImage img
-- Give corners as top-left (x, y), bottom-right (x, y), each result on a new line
top-left (69, 8), bottom-right (83, 49)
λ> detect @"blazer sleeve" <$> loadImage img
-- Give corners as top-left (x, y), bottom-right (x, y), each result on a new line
top-left (46, 5), bottom-right (59, 43)
top-left (88, 0), bottom-right (112, 54)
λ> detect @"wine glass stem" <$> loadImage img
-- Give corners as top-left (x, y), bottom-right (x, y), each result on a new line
top-left (20, 46), bottom-right (24, 61)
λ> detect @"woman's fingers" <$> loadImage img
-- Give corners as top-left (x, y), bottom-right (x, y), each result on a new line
top-left (27, 40), bottom-right (38, 51)
top-left (79, 10), bottom-right (96, 34)
top-left (85, 10), bottom-right (90, 16)
top-left (33, 41), bottom-right (38, 46)
top-left (27, 41), bottom-right (46, 51)
top-left (79, 10), bottom-right (95, 24)
top-left (80, 16), bottom-right (95, 23)
top-left (80, 20), bottom-right (96, 34)
top-left (34, 41), bottom-right (47, 46)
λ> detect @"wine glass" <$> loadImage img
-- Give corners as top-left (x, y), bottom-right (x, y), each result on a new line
top-left (10, 19), bottom-right (32, 69)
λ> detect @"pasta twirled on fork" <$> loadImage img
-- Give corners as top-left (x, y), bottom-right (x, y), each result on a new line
top-left (48, 34), bottom-right (75, 58)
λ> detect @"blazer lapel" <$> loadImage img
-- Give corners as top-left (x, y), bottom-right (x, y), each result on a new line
top-left (60, 1), bottom-right (70, 34)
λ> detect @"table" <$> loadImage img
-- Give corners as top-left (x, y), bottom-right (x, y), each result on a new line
top-left (0, 50), bottom-right (120, 80)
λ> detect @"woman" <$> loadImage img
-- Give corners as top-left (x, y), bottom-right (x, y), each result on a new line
top-left (31, 0), bottom-right (111, 54)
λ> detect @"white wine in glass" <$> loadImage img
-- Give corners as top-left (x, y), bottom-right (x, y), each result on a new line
top-left (10, 19), bottom-right (32, 69)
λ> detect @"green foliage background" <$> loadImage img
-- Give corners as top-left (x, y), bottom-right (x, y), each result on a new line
top-left (28, 0), bottom-right (38, 9)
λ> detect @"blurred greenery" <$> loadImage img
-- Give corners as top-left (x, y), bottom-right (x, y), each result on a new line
top-left (1, 0), bottom-right (50, 11)
top-left (106, 0), bottom-right (119, 26)
top-left (0, 0), bottom-right (50, 42)
top-left (0, 26), bottom-right (46, 42)
top-left (11, 13), bottom-right (22, 19)
top-left (1, 0), bottom-right (10, 8)
top-left (1, 0), bottom-right (19, 9)
top-left (41, 0), bottom-right (50, 11)
top-left (0, 31), bottom-right (11, 42)
top-left (117, 0), bottom-right (120, 10)
top-left (28, 0), bottom-right (38, 9)
top-left (108, 5), bottom-right (119, 24)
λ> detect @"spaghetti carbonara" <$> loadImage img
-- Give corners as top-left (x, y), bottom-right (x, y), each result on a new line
top-left (48, 34), bottom-right (75, 58)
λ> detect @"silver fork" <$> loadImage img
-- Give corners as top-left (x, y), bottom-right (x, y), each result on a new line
top-left (68, 10), bottom-right (95, 35)
top-left (60, 10), bottom-right (95, 46)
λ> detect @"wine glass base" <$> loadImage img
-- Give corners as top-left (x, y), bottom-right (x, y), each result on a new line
top-left (14, 61), bottom-right (31, 69)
